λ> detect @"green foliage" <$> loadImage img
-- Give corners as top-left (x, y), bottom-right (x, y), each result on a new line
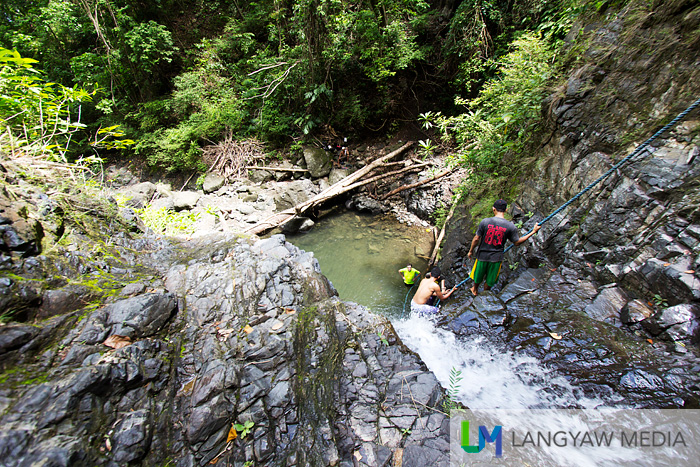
top-left (0, 0), bottom-right (587, 175)
top-left (0, 47), bottom-right (131, 162)
top-left (651, 294), bottom-right (668, 310)
top-left (122, 20), bottom-right (178, 74)
top-left (0, 48), bottom-right (91, 161)
top-left (442, 366), bottom-right (463, 414)
top-left (234, 420), bottom-right (255, 439)
top-left (426, 34), bottom-right (557, 182)
top-left (432, 203), bottom-right (448, 229)
top-left (417, 139), bottom-right (436, 158)
top-left (136, 206), bottom-right (199, 236)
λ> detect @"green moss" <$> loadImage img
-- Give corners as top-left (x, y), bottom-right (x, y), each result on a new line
top-left (0, 366), bottom-right (51, 388)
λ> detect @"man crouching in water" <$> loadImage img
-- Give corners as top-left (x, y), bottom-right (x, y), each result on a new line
top-left (410, 266), bottom-right (456, 316)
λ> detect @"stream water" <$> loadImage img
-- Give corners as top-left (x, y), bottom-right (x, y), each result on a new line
top-left (288, 210), bottom-right (700, 464)
top-left (287, 210), bottom-right (594, 409)
top-left (287, 210), bottom-right (434, 318)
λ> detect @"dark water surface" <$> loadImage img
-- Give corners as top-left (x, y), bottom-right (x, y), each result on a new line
top-left (286, 210), bottom-right (435, 319)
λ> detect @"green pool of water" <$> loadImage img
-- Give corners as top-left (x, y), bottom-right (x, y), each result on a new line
top-left (287, 210), bottom-right (435, 319)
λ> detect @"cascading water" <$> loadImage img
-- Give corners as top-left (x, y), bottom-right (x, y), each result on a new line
top-left (287, 210), bottom-right (607, 410)
top-left (391, 313), bottom-right (609, 409)
top-left (288, 210), bottom-right (700, 465)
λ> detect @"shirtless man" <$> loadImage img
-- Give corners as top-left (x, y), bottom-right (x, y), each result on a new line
top-left (410, 266), bottom-right (456, 315)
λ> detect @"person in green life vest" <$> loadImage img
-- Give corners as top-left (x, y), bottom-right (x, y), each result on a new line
top-left (399, 264), bottom-right (421, 286)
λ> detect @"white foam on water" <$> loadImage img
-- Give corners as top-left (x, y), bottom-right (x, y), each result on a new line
top-left (393, 314), bottom-right (697, 466)
top-left (392, 312), bottom-right (602, 409)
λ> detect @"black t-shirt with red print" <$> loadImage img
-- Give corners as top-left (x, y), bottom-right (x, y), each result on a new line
top-left (474, 216), bottom-right (519, 263)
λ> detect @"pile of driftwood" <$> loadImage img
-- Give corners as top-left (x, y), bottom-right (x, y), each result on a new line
top-left (245, 141), bottom-right (454, 235)
top-left (202, 135), bottom-right (267, 181)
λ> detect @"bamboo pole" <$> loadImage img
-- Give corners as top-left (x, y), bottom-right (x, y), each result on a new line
top-left (428, 191), bottom-right (463, 269)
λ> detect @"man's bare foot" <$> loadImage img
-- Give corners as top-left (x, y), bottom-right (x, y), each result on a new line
top-left (470, 286), bottom-right (478, 296)
top-left (484, 285), bottom-right (491, 291)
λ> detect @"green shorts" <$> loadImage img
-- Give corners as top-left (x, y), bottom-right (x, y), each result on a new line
top-left (470, 259), bottom-right (502, 288)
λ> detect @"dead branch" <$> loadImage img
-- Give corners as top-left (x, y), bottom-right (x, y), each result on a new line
top-left (248, 166), bottom-right (308, 173)
top-left (428, 191), bottom-right (464, 269)
top-left (202, 136), bottom-right (267, 181)
top-left (379, 168), bottom-right (452, 200)
top-left (341, 161), bottom-right (431, 193)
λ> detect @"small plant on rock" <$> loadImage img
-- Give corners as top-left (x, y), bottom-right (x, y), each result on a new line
top-left (442, 367), bottom-right (463, 414)
top-left (651, 294), bottom-right (668, 310)
top-left (234, 420), bottom-right (254, 439)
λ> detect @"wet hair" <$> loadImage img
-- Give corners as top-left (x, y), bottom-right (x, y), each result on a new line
top-left (430, 266), bottom-right (441, 279)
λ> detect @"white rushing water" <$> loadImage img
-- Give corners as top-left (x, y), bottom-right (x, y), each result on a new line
top-left (391, 312), bottom-right (604, 409)
top-left (392, 314), bottom-right (700, 466)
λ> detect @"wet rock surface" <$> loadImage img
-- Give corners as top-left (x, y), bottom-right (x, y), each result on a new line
top-left (438, 266), bottom-right (700, 408)
top-left (0, 233), bottom-right (450, 466)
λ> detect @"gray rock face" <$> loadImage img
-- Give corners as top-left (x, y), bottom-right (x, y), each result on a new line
top-left (0, 233), bottom-right (448, 466)
top-left (0, 194), bottom-right (42, 256)
top-left (272, 179), bottom-right (316, 210)
top-left (434, 264), bottom-right (700, 408)
top-left (202, 174), bottom-right (225, 193)
top-left (641, 304), bottom-right (700, 342)
top-left (172, 190), bottom-right (201, 210)
top-left (303, 147), bottom-right (332, 178)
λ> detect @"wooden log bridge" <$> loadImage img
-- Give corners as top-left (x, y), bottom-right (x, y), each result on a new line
top-left (245, 141), bottom-right (416, 235)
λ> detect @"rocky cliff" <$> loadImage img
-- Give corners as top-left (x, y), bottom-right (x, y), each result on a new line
top-left (437, 0), bottom-right (700, 407)
top-left (0, 207), bottom-right (449, 466)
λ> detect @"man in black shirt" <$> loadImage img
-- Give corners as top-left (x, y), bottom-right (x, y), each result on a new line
top-left (467, 199), bottom-right (540, 296)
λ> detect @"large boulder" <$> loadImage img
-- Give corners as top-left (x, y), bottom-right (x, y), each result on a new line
top-left (0, 196), bottom-right (43, 256)
top-left (303, 147), bottom-right (332, 178)
top-left (640, 304), bottom-right (700, 343)
top-left (346, 195), bottom-right (389, 214)
top-left (202, 174), bottom-right (225, 194)
top-left (172, 191), bottom-right (201, 211)
top-left (281, 216), bottom-right (315, 234)
top-left (272, 180), bottom-right (316, 210)
top-left (117, 182), bottom-right (157, 209)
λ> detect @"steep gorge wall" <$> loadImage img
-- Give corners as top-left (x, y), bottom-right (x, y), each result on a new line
top-left (518, 0), bottom-right (700, 305)
top-left (0, 227), bottom-right (449, 466)
top-left (443, 0), bottom-right (700, 307)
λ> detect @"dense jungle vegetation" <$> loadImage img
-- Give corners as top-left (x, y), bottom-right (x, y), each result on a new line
top-left (0, 0), bottom-right (665, 190)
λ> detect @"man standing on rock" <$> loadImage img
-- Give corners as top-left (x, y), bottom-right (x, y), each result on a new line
top-left (468, 199), bottom-right (540, 296)
top-left (411, 266), bottom-right (456, 315)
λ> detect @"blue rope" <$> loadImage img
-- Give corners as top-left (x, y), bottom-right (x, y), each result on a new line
top-left (403, 281), bottom-right (417, 313)
top-left (501, 97), bottom-right (700, 254)
top-left (436, 97), bottom-right (700, 298)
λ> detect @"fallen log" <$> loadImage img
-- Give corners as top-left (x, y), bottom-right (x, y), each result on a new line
top-left (244, 141), bottom-right (414, 235)
top-left (341, 161), bottom-right (431, 193)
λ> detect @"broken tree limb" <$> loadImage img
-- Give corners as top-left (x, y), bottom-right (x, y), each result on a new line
top-left (341, 161), bottom-right (431, 192)
top-left (248, 166), bottom-right (309, 172)
top-left (244, 141), bottom-right (414, 235)
top-left (379, 168), bottom-right (452, 200)
top-left (428, 191), bottom-right (463, 269)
